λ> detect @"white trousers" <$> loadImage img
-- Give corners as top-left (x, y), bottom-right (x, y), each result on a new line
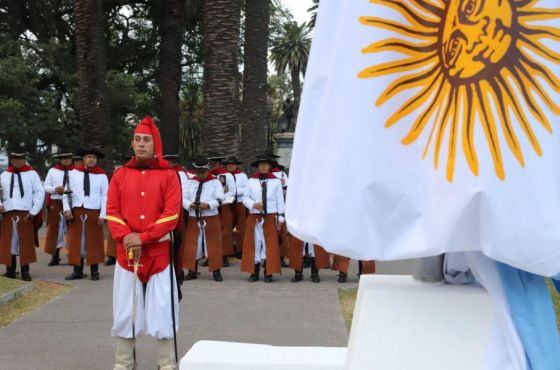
top-left (254, 218), bottom-right (267, 264)
top-left (112, 264), bottom-right (179, 339)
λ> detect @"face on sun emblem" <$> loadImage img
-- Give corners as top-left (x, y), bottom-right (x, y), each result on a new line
top-left (442, 0), bottom-right (514, 80)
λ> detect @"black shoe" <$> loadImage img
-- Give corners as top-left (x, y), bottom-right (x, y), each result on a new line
top-left (249, 263), bottom-right (260, 282)
top-left (21, 272), bottom-right (32, 281)
top-left (264, 275), bottom-right (273, 283)
top-left (104, 256), bottom-right (116, 266)
top-left (184, 271), bottom-right (198, 281)
top-left (90, 264), bottom-right (100, 281)
top-left (48, 256), bottom-right (60, 266)
top-left (4, 271), bottom-right (16, 279)
top-left (280, 258), bottom-right (289, 268)
top-left (213, 270), bottom-right (223, 282)
top-left (338, 272), bottom-right (348, 283)
top-left (65, 271), bottom-right (84, 280)
top-left (311, 273), bottom-right (321, 283)
top-left (5, 256), bottom-right (17, 278)
top-left (291, 271), bottom-right (303, 283)
top-left (223, 258), bottom-right (230, 267)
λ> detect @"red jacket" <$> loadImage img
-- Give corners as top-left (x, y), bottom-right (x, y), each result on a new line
top-left (106, 164), bottom-right (181, 282)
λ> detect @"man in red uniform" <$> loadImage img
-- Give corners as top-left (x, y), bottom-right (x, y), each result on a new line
top-left (106, 116), bottom-right (181, 370)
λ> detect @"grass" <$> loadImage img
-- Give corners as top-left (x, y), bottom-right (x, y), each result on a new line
top-left (338, 282), bottom-right (560, 332)
top-left (0, 276), bottom-right (27, 296)
top-left (0, 280), bottom-right (72, 328)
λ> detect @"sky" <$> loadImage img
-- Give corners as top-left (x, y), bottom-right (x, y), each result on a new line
top-left (281, 0), bottom-right (314, 24)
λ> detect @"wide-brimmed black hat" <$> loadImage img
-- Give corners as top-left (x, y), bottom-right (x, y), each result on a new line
top-left (77, 148), bottom-right (105, 159)
top-left (223, 156), bottom-right (242, 165)
top-left (192, 156), bottom-right (211, 170)
top-left (251, 153), bottom-right (277, 167)
top-left (162, 154), bottom-right (179, 161)
top-left (53, 149), bottom-right (74, 159)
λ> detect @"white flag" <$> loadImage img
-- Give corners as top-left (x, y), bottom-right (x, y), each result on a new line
top-left (286, 0), bottom-right (560, 277)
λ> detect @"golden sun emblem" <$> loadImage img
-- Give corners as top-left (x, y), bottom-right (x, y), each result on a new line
top-left (358, 0), bottom-right (560, 181)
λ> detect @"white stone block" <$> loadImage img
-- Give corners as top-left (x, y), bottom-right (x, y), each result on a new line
top-left (345, 275), bottom-right (495, 370)
top-left (180, 340), bottom-right (346, 370)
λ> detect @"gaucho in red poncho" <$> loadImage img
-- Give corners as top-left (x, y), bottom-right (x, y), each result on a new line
top-left (106, 115), bottom-right (181, 370)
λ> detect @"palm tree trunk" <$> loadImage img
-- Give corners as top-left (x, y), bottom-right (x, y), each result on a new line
top-left (290, 67), bottom-right (301, 130)
top-left (74, 0), bottom-right (112, 170)
top-left (239, 0), bottom-right (271, 165)
top-left (202, 0), bottom-right (242, 155)
top-left (155, 0), bottom-right (185, 155)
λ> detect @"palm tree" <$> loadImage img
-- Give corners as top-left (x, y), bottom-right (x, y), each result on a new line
top-left (308, 0), bottom-right (320, 30)
top-left (201, 0), bottom-right (242, 155)
top-left (239, 0), bottom-right (271, 165)
top-left (270, 21), bottom-right (311, 129)
top-left (74, 0), bottom-right (112, 170)
top-left (153, 0), bottom-right (187, 155)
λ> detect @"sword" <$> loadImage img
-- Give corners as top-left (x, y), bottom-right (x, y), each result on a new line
top-left (127, 248), bottom-right (142, 370)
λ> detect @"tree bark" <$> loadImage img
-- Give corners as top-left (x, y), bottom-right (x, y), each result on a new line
top-left (155, 0), bottom-right (185, 155)
top-left (202, 0), bottom-right (242, 156)
top-left (289, 67), bottom-right (301, 131)
top-left (74, 0), bottom-right (112, 171)
top-left (239, 0), bottom-right (271, 166)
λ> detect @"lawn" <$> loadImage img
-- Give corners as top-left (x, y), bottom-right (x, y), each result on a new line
top-left (339, 280), bottom-right (560, 332)
top-left (0, 276), bottom-right (27, 296)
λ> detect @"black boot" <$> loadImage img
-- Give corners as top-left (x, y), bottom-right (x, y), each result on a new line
top-left (21, 264), bottom-right (32, 281)
top-left (223, 257), bottom-right (230, 267)
top-left (213, 270), bottom-right (223, 282)
top-left (338, 272), bottom-right (348, 283)
top-left (310, 258), bottom-right (320, 283)
top-left (249, 263), bottom-right (260, 282)
top-left (4, 256), bottom-right (17, 279)
top-left (48, 249), bottom-right (61, 266)
top-left (291, 270), bottom-right (303, 283)
top-left (280, 257), bottom-right (289, 268)
top-left (302, 256), bottom-right (311, 268)
top-left (104, 256), bottom-right (116, 266)
top-left (263, 261), bottom-right (272, 283)
top-left (90, 264), bottom-right (100, 281)
top-left (65, 259), bottom-right (84, 280)
top-left (357, 261), bottom-right (363, 278)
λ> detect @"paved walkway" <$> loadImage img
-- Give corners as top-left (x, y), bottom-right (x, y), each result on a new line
top-left (0, 241), bottom-right (412, 369)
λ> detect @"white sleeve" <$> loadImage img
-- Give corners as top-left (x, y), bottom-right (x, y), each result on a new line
top-left (242, 181), bottom-right (256, 210)
top-left (31, 172), bottom-right (46, 216)
top-left (208, 181), bottom-right (224, 210)
top-left (183, 181), bottom-right (192, 210)
top-left (99, 175), bottom-right (109, 219)
top-left (276, 181), bottom-right (285, 219)
top-left (44, 169), bottom-right (56, 194)
top-left (237, 174), bottom-right (249, 199)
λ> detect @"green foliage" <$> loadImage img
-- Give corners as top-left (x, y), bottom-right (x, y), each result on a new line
top-left (270, 21), bottom-right (311, 76)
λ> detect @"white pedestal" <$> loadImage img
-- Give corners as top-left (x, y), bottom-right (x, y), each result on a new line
top-left (180, 341), bottom-right (346, 370)
top-left (345, 275), bottom-right (495, 370)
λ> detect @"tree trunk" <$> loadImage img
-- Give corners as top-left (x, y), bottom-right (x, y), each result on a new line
top-left (239, 0), bottom-right (271, 166)
top-left (74, 0), bottom-right (112, 171)
top-left (290, 67), bottom-right (301, 131)
top-left (202, 0), bottom-right (242, 156)
top-left (155, 0), bottom-right (185, 155)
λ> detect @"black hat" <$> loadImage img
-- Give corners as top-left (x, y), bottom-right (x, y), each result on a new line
top-left (162, 154), bottom-right (179, 160)
top-left (77, 148), bottom-right (105, 159)
top-left (263, 151), bottom-right (280, 159)
top-left (192, 156), bottom-right (211, 170)
top-left (53, 149), bottom-right (74, 159)
top-left (251, 153), bottom-right (277, 168)
top-left (223, 156), bottom-right (242, 165)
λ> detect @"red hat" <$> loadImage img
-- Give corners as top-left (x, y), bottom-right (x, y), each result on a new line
top-left (134, 115), bottom-right (168, 168)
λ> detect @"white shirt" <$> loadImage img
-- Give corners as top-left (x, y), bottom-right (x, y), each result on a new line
top-left (231, 171), bottom-right (249, 201)
top-left (63, 169), bottom-right (108, 218)
top-left (272, 170), bottom-right (289, 189)
top-left (0, 169), bottom-right (45, 215)
top-left (214, 171), bottom-right (236, 204)
top-left (183, 177), bottom-right (225, 217)
top-left (44, 167), bottom-right (72, 200)
top-left (243, 176), bottom-right (285, 220)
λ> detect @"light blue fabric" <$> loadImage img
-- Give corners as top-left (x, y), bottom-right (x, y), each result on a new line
top-left (497, 263), bottom-right (560, 370)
